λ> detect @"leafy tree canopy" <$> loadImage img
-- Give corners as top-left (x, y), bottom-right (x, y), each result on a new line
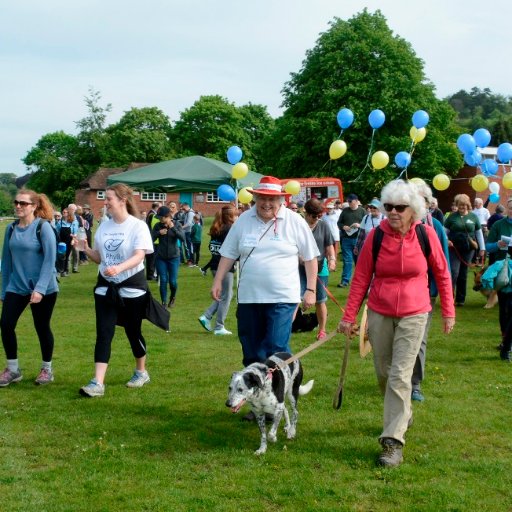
top-left (172, 95), bottom-right (274, 170)
top-left (260, 9), bottom-right (461, 200)
top-left (446, 87), bottom-right (512, 144)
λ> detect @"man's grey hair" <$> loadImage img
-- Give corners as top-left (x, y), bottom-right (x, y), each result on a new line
top-left (380, 180), bottom-right (426, 221)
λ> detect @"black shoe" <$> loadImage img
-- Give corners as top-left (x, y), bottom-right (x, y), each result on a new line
top-left (337, 283), bottom-right (348, 288)
top-left (500, 349), bottom-right (511, 362)
top-left (168, 297), bottom-right (176, 308)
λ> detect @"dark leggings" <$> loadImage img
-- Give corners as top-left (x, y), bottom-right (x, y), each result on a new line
top-left (0, 292), bottom-right (58, 362)
top-left (94, 293), bottom-right (147, 363)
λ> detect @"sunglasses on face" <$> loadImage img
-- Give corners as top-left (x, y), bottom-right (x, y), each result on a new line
top-left (383, 203), bottom-right (409, 213)
top-left (14, 200), bottom-right (34, 207)
top-left (368, 206), bottom-right (378, 210)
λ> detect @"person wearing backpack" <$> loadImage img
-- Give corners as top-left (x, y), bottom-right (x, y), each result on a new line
top-left (337, 180), bottom-right (455, 468)
top-left (55, 207), bottom-right (79, 277)
top-left (0, 189), bottom-right (59, 387)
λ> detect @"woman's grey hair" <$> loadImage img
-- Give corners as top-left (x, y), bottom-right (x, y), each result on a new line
top-left (412, 181), bottom-right (433, 206)
top-left (380, 179), bottom-right (426, 221)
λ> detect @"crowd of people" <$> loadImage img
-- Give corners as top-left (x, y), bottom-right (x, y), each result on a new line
top-left (1, 177), bottom-right (510, 470)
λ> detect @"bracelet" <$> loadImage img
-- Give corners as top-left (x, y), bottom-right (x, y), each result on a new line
top-left (305, 288), bottom-right (316, 293)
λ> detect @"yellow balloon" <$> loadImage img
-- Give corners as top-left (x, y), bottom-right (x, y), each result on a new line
top-left (410, 126), bottom-right (427, 143)
top-left (238, 187), bottom-right (253, 204)
top-left (371, 151), bottom-right (389, 170)
top-left (232, 162), bottom-right (249, 179)
top-left (432, 174), bottom-right (450, 191)
top-left (471, 175), bottom-right (489, 192)
top-left (284, 180), bottom-right (301, 195)
top-left (329, 140), bottom-right (347, 160)
top-left (409, 177), bottom-right (426, 186)
top-left (503, 172), bottom-right (512, 190)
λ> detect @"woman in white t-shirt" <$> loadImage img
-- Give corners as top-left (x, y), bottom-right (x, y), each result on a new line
top-left (75, 184), bottom-right (154, 398)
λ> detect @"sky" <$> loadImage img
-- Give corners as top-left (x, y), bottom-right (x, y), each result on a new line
top-left (1, 0), bottom-right (511, 176)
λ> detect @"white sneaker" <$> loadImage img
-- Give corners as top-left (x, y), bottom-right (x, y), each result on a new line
top-left (214, 327), bottom-right (232, 336)
top-left (126, 370), bottom-right (150, 388)
top-left (79, 379), bottom-right (105, 397)
top-left (198, 315), bottom-right (212, 332)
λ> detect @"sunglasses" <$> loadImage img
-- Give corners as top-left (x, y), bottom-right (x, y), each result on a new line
top-left (14, 200), bottom-right (34, 207)
top-left (368, 206), bottom-right (378, 210)
top-left (383, 203), bottom-right (409, 213)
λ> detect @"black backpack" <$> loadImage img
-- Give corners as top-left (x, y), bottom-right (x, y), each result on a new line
top-left (372, 223), bottom-right (431, 267)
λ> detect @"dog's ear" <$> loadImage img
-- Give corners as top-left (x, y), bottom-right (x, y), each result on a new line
top-left (246, 370), bottom-right (265, 389)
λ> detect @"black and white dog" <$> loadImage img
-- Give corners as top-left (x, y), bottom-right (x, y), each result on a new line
top-left (225, 352), bottom-right (314, 455)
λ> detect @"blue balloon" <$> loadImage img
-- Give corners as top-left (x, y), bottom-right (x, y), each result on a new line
top-left (368, 109), bottom-right (385, 129)
top-left (226, 145), bottom-right (243, 165)
top-left (480, 159), bottom-right (499, 176)
top-left (497, 142), bottom-right (512, 163)
top-left (394, 151), bottom-right (411, 169)
top-left (489, 193), bottom-right (500, 203)
top-left (337, 108), bottom-right (354, 129)
top-left (217, 184), bottom-right (236, 202)
top-left (412, 110), bottom-right (429, 129)
top-left (457, 133), bottom-right (476, 154)
top-left (473, 128), bottom-right (491, 148)
top-left (464, 150), bottom-right (482, 167)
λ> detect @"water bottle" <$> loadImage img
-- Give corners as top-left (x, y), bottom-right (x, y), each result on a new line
top-left (77, 227), bottom-right (87, 241)
top-left (57, 242), bottom-right (67, 256)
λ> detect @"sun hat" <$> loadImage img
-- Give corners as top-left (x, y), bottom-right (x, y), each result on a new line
top-left (368, 198), bottom-right (381, 208)
top-left (250, 176), bottom-right (285, 196)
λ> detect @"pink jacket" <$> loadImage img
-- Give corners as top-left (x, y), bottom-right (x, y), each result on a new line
top-left (342, 219), bottom-right (455, 324)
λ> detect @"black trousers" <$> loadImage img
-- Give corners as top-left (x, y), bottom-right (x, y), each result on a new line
top-left (94, 293), bottom-right (147, 364)
top-left (1, 292), bottom-right (58, 362)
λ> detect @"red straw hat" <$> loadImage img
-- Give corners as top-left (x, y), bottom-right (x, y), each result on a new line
top-left (249, 176), bottom-right (285, 196)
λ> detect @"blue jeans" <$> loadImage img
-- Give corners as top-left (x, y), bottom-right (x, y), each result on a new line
top-left (236, 303), bottom-right (297, 367)
top-left (184, 232), bottom-right (193, 262)
top-left (341, 237), bottom-right (357, 284)
top-left (155, 256), bottom-right (180, 304)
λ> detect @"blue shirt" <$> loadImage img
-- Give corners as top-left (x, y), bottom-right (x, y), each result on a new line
top-left (1, 219), bottom-right (59, 298)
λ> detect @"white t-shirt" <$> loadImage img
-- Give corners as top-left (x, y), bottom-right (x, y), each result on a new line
top-left (94, 215), bottom-right (154, 298)
top-left (360, 213), bottom-right (384, 234)
top-left (321, 211), bottom-right (341, 242)
top-left (220, 205), bottom-right (319, 303)
top-left (473, 206), bottom-right (490, 227)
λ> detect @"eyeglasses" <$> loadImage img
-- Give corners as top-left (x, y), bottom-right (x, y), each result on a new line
top-left (14, 200), bottom-right (34, 207)
top-left (368, 206), bottom-right (378, 210)
top-left (383, 203), bottom-right (409, 213)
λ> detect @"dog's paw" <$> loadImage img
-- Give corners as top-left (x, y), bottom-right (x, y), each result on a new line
top-left (268, 432), bottom-right (277, 443)
top-left (254, 447), bottom-right (267, 455)
top-left (285, 426), bottom-right (296, 439)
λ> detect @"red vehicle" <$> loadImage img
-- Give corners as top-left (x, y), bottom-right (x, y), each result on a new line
top-left (280, 177), bottom-right (343, 205)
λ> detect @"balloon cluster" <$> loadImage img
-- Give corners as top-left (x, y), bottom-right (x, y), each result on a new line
top-left (394, 110), bottom-right (429, 178)
top-left (217, 145), bottom-right (252, 203)
top-left (432, 128), bottom-right (512, 193)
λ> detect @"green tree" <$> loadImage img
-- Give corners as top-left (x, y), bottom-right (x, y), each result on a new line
top-left (23, 131), bottom-right (82, 207)
top-left (446, 87), bottom-right (512, 144)
top-left (103, 107), bottom-right (175, 166)
top-left (75, 87), bottom-right (112, 170)
top-left (260, 10), bottom-right (461, 200)
top-left (172, 95), bottom-right (274, 171)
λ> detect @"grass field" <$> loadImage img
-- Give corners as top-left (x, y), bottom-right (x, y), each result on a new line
top-left (0, 218), bottom-right (511, 512)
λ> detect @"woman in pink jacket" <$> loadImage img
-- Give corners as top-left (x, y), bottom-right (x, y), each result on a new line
top-left (338, 179), bottom-right (455, 468)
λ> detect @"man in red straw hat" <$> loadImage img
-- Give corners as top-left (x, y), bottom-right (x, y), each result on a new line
top-left (212, 176), bottom-right (319, 368)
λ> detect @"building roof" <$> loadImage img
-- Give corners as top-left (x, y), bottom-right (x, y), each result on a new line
top-left (80, 163), bottom-right (149, 190)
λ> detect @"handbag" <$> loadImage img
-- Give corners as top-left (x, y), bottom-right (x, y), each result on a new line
top-left (494, 255), bottom-right (510, 291)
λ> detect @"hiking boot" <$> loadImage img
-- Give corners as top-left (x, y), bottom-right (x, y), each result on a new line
top-left (79, 379), bottom-right (105, 397)
top-left (198, 315), bottom-right (212, 332)
top-left (214, 327), bottom-right (232, 335)
top-left (35, 368), bottom-right (54, 385)
top-left (126, 370), bottom-right (150, 388)
top-left (378, 438), bottom-right (404, 468)
top-left (0, 368), bottom-right (23, 387)
top-left (411, 389), bottom-right (425, 402)
top-left (500, 349), bottom-right (511, 362)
